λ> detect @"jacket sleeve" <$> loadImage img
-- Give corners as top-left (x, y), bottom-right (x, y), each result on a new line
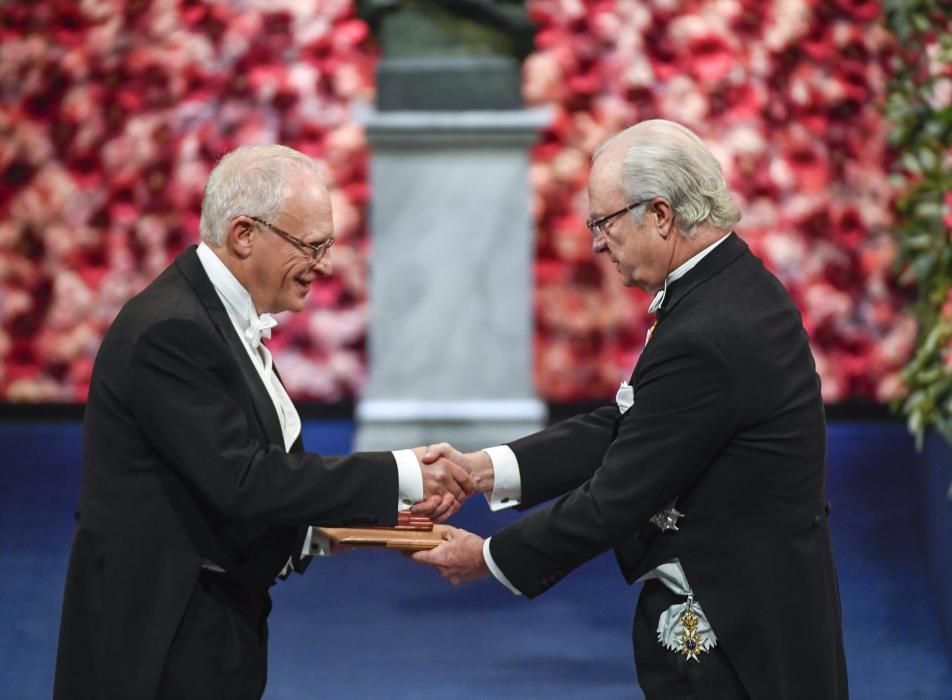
top-left (508, 405), bottom-right (621, 508)
top-left (128, 317), bottom-right (398, 527)
top-left (490, 330), bottom-right (739, 597)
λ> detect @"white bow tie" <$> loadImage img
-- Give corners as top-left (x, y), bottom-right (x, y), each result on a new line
top-left (648, 276), bottom-right (668, 313)
top-left (244, 313), bottom-right (278, 349)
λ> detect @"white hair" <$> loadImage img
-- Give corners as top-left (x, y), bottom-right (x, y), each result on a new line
top-left (594, 120), bottom-right (741, 236)
top-left (199, 144), bottom-right (322, 245)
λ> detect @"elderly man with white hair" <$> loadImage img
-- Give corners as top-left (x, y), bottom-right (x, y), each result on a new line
top-left (413, 120), bottom-right (848, 700)
top-left (54, 144), bottom-right (474, 700)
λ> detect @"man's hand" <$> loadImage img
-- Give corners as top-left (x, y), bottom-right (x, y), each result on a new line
top-left (410, 526), bottom-right (490, 585)
top-left (419, 442), bottom-right (495, 494)
top-left (410, 448), bottom-right (476, 522)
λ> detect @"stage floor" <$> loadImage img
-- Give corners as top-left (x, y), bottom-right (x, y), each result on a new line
top-left (1, 420), bottom-right (949, 699)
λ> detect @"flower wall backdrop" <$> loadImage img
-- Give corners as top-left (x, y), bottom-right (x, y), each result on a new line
top-left (1, 0), bottom-right (377, 401)
top-left (0, 0), bottom-right (909, 403)
top-left (526, 0), bottom-right (907, 401)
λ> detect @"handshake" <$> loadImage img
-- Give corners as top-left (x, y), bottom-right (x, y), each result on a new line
top-left (405, 443), bottom-right (498, 586)
top-left (410, 442), bottom-right (494, 521)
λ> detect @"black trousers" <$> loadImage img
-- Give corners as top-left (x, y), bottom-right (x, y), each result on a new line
top-left (156, 571), bottom-right (272, 700)
top-left (633, 579), bottom-right (750, 700)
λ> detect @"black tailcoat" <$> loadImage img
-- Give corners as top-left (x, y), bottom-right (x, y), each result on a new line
top-left (489, 234), bottom-right (848, 699)
top-left (54, 247), bottom-right (397, 699)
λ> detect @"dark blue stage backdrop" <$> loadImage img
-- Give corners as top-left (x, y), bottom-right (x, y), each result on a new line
top-left (1, 419), bottom-right (950, 699)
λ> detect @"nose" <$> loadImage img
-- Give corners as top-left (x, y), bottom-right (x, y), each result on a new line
top-left (591, 232), bottom-right (608, 255)
top-left (313, 254), bottom-right (333, 277)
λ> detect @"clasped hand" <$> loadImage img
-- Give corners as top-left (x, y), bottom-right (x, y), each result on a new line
top-left (408, 442), bottom-right (494, 585)
top-left (409, 444), bottom-right (477, 521)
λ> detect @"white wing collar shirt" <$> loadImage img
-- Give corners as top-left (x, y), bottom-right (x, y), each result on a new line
top-left (197, 242), bottom-right (300, 451)
top-left (481, 233), bottom-right (731, 660)
top-left (195, 243), bottom-right (423, 569)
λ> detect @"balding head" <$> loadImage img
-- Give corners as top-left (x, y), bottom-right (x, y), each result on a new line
top-left (200, 144), bottom-right (327, 247)
top-left (198, 144), bottom-right (335, 314)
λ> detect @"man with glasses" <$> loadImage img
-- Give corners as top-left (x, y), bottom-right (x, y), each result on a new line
top-left (54, 144), bottom-right (474, 700)
top-left (412, 120), bottom-right (847, 699)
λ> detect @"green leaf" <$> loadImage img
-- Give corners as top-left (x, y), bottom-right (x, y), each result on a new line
top-left (886, 3), bottom-right (952, 453)
top-left (912, 12), bottom-right (932, 33)
top-left (919, 147), bottom-right (938, 171)
top-left (915, 200), bottom-right (945, 219)
top-left (902, 152), bottom-right (923, 173)
top-left (910, 252), bottom-right (936, 280)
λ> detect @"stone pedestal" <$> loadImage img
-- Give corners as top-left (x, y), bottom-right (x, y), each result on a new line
top-left (353, 106), bottom-right (550, 451)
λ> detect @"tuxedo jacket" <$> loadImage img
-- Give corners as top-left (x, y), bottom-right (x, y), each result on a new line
top-left (490, 234), bottom-right (847, 699)
top-left (54, 246), bottom-right (398, 700)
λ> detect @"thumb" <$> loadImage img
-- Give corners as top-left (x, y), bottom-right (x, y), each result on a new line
top-left (421, 444), bottom-right (443, 464)
top-left (423, 442), bottom-right (455, 463)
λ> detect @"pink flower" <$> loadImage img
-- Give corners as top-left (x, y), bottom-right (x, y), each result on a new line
top-left (307, 307), bottom-right (367, 350)
top-left (550, 147), bottom-right (588, 185)
top-left (944, 191), bottom-right (952, 232)
top-left (780, 142), bottom-right (831, 193)
top-left (0, 0), bottom-right (908, 404)
top-left (940, 289), bottom-right (952, 321)
top-left (331, 18), bottom-right (370, 51)
top-left (834, 0), bottom-right (882, 22)
top-left (687, 33), bottom-right (737, 84)
top-left (874, 316), bottom-right (917, 367)
top-left (875, 372), bottom-right (906, 403)
top-left (658, 75), bottom-right (709, 127)
top-left (551, 217), bottom-right (593, 263)
top-left (271, 351), bottom-right (340, 401)
top-left (524, 53), bottom-right (565, 104)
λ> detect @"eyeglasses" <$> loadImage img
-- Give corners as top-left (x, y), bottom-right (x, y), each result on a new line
top-left (248, 216), bottom-right (334, 262)
top-left (586, 199), bottom-right (651, 237)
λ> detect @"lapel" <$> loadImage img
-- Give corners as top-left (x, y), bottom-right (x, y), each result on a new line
top-left (630, 233), bottom-right (748, 385)
top-left (173, 245), bottom-right (286, 449)
top-left (655, 232), bottom-right (748, 321)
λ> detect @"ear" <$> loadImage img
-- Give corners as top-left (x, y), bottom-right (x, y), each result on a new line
top-left (225, 216), bottom-right (256, 260)
top-left (651, 199), bottom-right (675, 239)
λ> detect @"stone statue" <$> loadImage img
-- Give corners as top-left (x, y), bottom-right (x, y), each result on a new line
top-left (356, 0), bottom-right (536, 110)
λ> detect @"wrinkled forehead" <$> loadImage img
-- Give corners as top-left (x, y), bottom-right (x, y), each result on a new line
top-left (281, 171), bottom-right (334, 236)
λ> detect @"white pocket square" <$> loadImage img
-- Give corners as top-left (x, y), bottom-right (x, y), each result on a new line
top-left (616, 381), bottom-right (634, 414)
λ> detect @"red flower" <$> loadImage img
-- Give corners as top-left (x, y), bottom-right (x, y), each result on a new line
top-left (687, 34), bottom-right (737, 84)
top-left (331, 19), bottom-right (370, 50)
top-left (831, 205), bottom-right (868, 248)
top-left (834, 0), bottom-right (882, 22)
top-left (944, 191), bottom-right (952, 232)
top-left (782, 143), bottom-right (832, 193)
top-left (0, 0), bottom-right (908, 403)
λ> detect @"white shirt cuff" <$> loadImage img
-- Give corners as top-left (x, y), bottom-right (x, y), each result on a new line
top-left (392, 449), bottom-right (424, 511)
top-left (483, 537), bottom-right (522, 596)
top-left (483, 445), bottom-right (522, 512)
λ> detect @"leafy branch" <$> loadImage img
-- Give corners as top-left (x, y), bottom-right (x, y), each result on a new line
top-left (886, 0), bottom-right (952, 448)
